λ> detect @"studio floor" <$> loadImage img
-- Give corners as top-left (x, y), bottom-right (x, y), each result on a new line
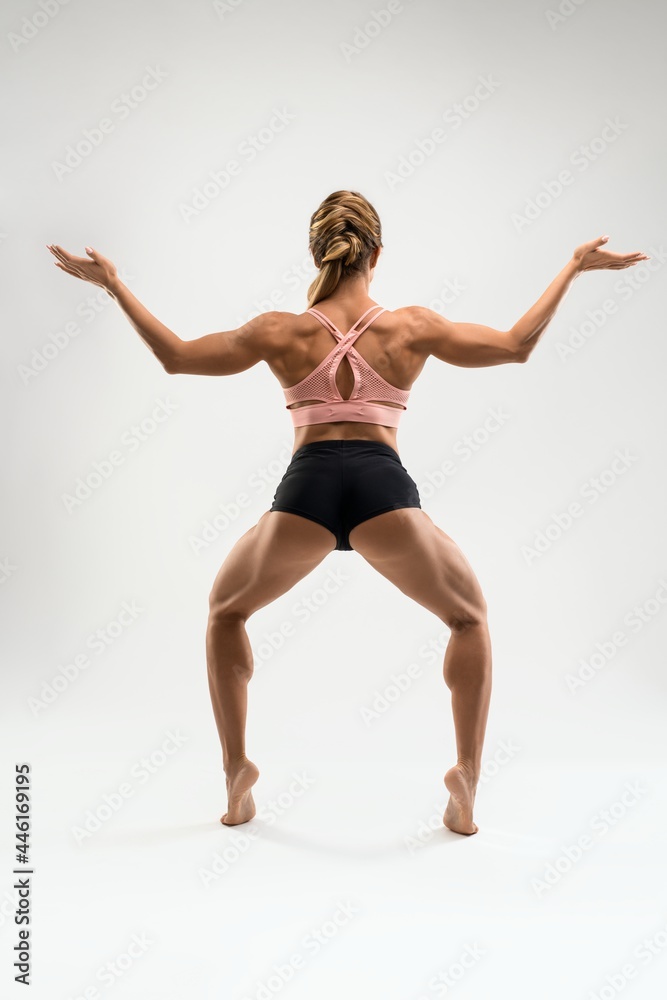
top-left (4, 752), bottom-right (666, 1000)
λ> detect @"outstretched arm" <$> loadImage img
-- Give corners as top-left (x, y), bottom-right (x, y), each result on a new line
top-left (408, 236), bottom-right (649, 368)
top-left (106, 275), bottom-right (278, 375)
top-left (47, 244), bottom-right (278, 375)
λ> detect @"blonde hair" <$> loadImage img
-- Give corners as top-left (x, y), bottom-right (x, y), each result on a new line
top-left (306, 190), bottom-right (383, 308)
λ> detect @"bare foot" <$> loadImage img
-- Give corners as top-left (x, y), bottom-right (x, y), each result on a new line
top-left (220, 758), bottom-right (259, 826)
top-left (443, 764), bottom-right (478, 836)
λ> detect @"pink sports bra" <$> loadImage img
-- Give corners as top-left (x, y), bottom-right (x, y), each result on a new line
top-left (283, 305), bottom-right (411, 428)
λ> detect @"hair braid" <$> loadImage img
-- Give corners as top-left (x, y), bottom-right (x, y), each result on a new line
top-left (306, 190), bottom-right (382, 308)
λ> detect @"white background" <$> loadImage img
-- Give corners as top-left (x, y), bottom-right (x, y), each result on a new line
top-left (2, 0), bottom-right (666, 997)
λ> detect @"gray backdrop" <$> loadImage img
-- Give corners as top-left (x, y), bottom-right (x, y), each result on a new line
top-left (2, 1), bottom-right (666, 998)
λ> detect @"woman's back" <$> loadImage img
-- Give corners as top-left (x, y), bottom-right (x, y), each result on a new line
top-left (267, 301), bottom-right (428, 407)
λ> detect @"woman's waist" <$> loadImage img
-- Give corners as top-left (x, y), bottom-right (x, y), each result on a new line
top-left (290, 435), bottom-right (402, 462)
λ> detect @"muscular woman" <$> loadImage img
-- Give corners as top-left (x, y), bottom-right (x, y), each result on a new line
top-left (47, 190), bottom-right (648, 835)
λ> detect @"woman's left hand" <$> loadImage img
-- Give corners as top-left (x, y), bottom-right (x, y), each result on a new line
top-left (47, 244), bottom-right (118, 290)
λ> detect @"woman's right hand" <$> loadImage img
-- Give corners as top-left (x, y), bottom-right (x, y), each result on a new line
top-left (572, 235), bottom-right (650, 273)
top-left (47, 244), bottom-right (119, 290)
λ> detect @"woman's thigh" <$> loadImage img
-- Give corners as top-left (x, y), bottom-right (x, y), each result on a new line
top-left (348, 507), bottom-right (487, 628)
top-left (209, 509), bottom-right (336, 619)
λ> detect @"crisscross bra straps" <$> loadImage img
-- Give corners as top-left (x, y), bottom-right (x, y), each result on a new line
top-left (282, 305), bottom-right (411, 428)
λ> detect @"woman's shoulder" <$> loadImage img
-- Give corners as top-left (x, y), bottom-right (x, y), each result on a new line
top-left (265, 305), bottom-right (428, 356)
top-left (267, 304), bottom-right (424, 326)
top-left (259, 305), bottom-right (428, 350)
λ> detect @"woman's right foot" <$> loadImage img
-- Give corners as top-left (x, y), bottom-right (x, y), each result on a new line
top-left (443, 763), bottom-right (478, 835)
top-left (220, 758), bottom-right (259, 826)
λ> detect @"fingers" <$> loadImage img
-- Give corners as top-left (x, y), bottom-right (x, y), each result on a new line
top-left (573, 234), bottom-right (611, 261)
top-left (580, 244), bottom-right (651, 272)
top-left (594, 249), bottom-right (650, 268)
top-left (47, 244), bottom-right (89, 267)
top-left (47, 245), bottom-right (70, 264)
top-left (578, 235), bottom-right (609, 252)
top-left (47, 243), bottom-right (96, 267)
top-left (602, 259), bottom-right (647, 270)
top-left (53, 258), bottom-right (85, 278)
top-left (604, 251), bottom-right (648, 262)
top-left (47, 245), bottom-right (85, 277)
top-left (54, 261), bottom-right (85, 279)
top-left (53, 258), bottom-right (80, 273)
top-left (47, 243), bottom-right (112, 290)
top-left (611, 251), bottom-right (650, 264)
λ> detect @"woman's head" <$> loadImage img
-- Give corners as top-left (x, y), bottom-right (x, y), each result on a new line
top-left (306, 190), bottom-right (383, 308)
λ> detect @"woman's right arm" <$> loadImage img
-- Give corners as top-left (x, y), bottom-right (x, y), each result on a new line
top-left (408, 236), bottom-right (650, 368)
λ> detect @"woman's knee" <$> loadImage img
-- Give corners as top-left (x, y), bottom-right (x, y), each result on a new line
top-left (444, 595), bottom-right (488, 633)
top-left (208, 588), bottom-right (251, 624)
top-left (207, 592), bottom-right (254, 682)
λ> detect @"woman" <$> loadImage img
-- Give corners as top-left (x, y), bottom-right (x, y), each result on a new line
top-left (47, 190), bottom-right (648, 836)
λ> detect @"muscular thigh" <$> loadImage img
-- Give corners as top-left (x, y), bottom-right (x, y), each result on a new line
top-left (209, 510), bottom-right (336, 619)
top-left (348, 507), bottom-right (487, 627)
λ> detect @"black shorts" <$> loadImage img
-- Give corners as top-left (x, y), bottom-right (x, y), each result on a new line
top-left (269, 439), bottom-right (422, 551)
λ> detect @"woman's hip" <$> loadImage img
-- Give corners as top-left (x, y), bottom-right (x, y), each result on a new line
top-left (271, 439), bottom-right (421, 510)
